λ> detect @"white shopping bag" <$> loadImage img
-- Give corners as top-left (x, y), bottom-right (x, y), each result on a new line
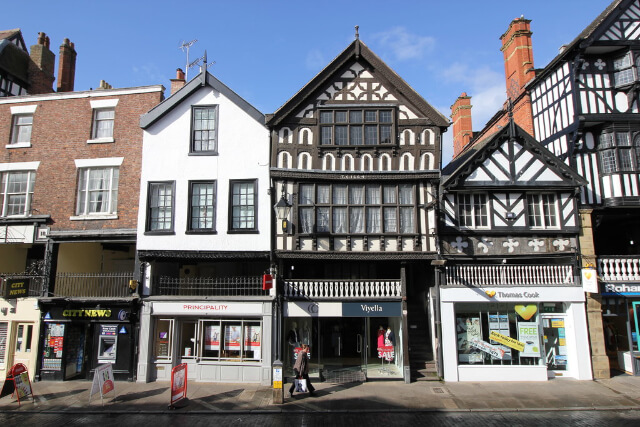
top-left (294, 378), bottom-right (308, 393)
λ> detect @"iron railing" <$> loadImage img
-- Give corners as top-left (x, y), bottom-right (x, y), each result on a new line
top-left (598, 257), bottom-right (640, 282)
top-left (445, 264), bottom-right (575, 287)
top-left (284, 279), bottom-right (402, 299)
top-left (156, 275), bottom-right (269, 297)
top-left (53, 272), bottom-right (134, 297)
top-left (0, 273), bottom-right (45, 297)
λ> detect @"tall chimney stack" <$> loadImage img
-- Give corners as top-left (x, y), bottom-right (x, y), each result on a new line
top-left (57, 38), bottom-right (76, 92)
top-left (451, 92), bottom-right (473, 159)
top-left (500, 17), bottom-right (535, 99)
top-left (170, 68), bottom-right (186, 95)
top-left (28, 32), bottom-right (55, 94)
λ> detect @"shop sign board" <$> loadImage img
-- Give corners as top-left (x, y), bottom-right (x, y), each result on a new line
top-left (170, 363), bottom-right (187, 408)
top-left (0, 363), bottom-right (34, 406)
top-left (602, 283), bottom-right (640, 296)
top-left (4, 278), bottom-right (30, 299)
top-left (517, 322), bottom-right (541, 357)
top-left (153, 302), bottom-right (263, 316)
top-left (469, 338), bottom-right (505, 360)
top-left (342, 302), bottom-right (402, 317)
top-left (89, 363), bottom-right (115, 405)
top-left (441, 286), bottom-right (585, 303)
top-left (581, 267), bottom-right (598, 293)
top-left (489, 331), bottom-right (525, 352)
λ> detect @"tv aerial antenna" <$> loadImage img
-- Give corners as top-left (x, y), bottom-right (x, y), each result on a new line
top-left (179, 39), bottom-right (198, 81)
top-left (189, 51), bottom-right (215, 74)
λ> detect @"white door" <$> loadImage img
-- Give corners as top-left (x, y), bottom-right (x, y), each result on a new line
top-left (11, 323), bottom-right (35, 375)
top-left (179, 320), bottom-right (198, 379)
top-left (542, 314), bottom-right (573, 378)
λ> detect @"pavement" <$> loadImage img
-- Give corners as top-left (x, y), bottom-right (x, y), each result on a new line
top-left (1, 374), bottom-right (640, 414)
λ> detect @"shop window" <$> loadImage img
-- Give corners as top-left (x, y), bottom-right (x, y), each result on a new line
top-left (154, 318), bottom-right (174, 361)
top-left (455, 302), bottom-right (544, 366)
top-left (0, 322), bottom-right (7, 367)
top-left (180, 321), bottom-right (197, 359)
top-left (199, 319), bottom-right (262, 362)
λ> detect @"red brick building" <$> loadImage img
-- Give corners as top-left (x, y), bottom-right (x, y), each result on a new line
top-left (0, 31), bottom-right (164, 381)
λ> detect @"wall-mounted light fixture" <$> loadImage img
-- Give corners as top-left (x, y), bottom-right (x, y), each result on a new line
top-left (274, 187), bottom-right (292, 233)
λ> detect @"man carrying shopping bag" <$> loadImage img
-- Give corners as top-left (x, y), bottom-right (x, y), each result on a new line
top-left (289, 344), bottom-right (315, 397)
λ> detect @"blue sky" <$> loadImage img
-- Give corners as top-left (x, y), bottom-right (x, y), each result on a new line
top-left (3, 0), bottom-right (613, 163)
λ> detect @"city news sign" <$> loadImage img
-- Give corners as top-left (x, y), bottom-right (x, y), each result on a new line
top-left (4, 278), bottom-right (30, 299)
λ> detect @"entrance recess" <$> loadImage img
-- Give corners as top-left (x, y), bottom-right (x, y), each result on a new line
top-left (319, 317), bottom-right (366, 379)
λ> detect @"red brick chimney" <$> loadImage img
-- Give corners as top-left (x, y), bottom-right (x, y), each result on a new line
top-left (500, 17), bottom-right (535, 99)
top-left (170, 68), bottom-right (186, 95)
top-left (57, 38), bottom-right (76, 92)
top-left (28, 32), bottom-right (56, 94)
top-left (451, 92), bottom-right (473, 158)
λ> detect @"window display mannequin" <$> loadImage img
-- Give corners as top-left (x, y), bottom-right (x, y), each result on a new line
top-left (385, 327), bottom-right (395, 347)
top-left (288, 322), bottom-right (300, 347)
top-left (377, 325), bottom-right (385, 349)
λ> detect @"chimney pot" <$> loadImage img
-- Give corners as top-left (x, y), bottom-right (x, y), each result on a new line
top-left (57, 37), bottom-right (77, 92)
top-left (170, 68), bottom-right (187, 95)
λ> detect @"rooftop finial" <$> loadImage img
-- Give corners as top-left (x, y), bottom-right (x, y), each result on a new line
top-left (355, 25), bottom-right (360, 40)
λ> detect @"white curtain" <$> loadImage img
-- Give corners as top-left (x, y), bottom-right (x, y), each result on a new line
top-left (333, 207), bottom-right (347, 233)
top-left (366, 185), bottom-right (380, 204)
top-left (333, 185), bottom-right (347, 204)
top-left (383, 207), bottom-right (397, 232)
top-left (367, 207), bottom-right (381, 233)
top-left (299, 184), bottom-right (314, 205)
top-left (317, 185), bottom-right (330, 204)
top-left (399, 207), bottom-right (414, 233)
top-left (383, 186), bottom-right (396, 204)
top-left (299, 207), bottom-right (314, 233)
top-left (349, 186), bottom-right (364, 204)
top-left (350, 207), bottom-right (364, 233)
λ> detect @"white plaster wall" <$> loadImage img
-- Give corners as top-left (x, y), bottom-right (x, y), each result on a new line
top-left (137, 86), bottom-right (270, 252)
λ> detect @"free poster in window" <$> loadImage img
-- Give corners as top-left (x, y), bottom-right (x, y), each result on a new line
top-left (205, 325), bottom-right (220, 351)
top-left (517, 322), bottom-right (541, 357)
top-left (224, 324), bottom-right (241, 350)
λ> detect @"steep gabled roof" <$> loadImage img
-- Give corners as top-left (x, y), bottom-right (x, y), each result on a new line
top-left (0, 28), bottom-right (29, 85)
top-left (532, 0), bottom-right (628, 82)
top-left (266, 38), bottom-right (449, 128)
top-left (442, 121), bottom-right (587, 189)
top-left (140, 69), bottom-right (264, 129)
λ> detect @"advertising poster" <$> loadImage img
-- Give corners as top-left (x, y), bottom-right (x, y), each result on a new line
top-left (13, 371), bottom-right (31, 399)
top-left (89, 363), bottom-right (115, 404)
top-left (517, 322), bottom-right (541, 357)
top-left (469, 337), bottom-right (505, 360)
top-left (170, 363), bottom-right (187, 406)
top-left (224, 324), bottom-right (242, 351)
top-left (205, 325), bottom-right (220, 351)
top-left (244, 325), bottom-right (261, 352)
top-left (456, 316), bottom-right (483, 363)
top-left (489, 314), bottom-right (512, 360)
top-left (377, 345), bottom-right (395, 362)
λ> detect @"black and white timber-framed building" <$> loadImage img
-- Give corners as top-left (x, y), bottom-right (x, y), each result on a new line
top-left (266, 35), bottom-right (449, 384)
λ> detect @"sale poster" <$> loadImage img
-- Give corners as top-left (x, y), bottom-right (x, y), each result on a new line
top-left (205, 325), bottom-right (220, 351)
top-left (170, 363), bottom-right (187, 406)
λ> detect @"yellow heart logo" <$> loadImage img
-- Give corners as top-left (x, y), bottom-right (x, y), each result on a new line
top-left (485, 290), bottom-right (496, 298)
top-left (515, 304), bottom-right (537, 320)
top-left (585, 272), bottom-right (592, 280)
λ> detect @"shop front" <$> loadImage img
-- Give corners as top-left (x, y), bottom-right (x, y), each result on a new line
top-left (137, 301), bottom-right (272, 385)
top-left (440, 286), bottom-right (592, 382)
top-left (37, 299), bottom-right (138, 381)
top-left (284, 301), bottom-right (404, 381)
top-left (600, 283), bottom-right (640, 375)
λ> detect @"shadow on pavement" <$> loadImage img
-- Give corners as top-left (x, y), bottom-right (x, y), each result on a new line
top-left (114, 387), bottom-right (169, 403)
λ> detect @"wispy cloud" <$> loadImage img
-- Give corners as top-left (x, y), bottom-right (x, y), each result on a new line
top-left (372, 27), bottom-right (435, 61)
top-left (131, 63), bottom-right (168, 87)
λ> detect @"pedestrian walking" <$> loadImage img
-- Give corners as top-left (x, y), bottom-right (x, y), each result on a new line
top-left (289, 343), bottom-right (315, 396)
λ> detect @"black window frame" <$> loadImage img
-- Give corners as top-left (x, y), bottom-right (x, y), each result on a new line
top-left (187, 180), bottom-right (217, 234)
top-left (597, 129), bottom-right (640, 174)
top-left (190, 105), bottom-right (219, 155)
top-left (228, 179), bottom-right (258, 234)
top-left (318, 107), bottom-right (395, 146)
top-left (145, 181), bottom-right (176, 235)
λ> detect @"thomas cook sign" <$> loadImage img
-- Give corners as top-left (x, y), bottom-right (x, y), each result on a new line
top-left (4, 279), bottom-right (30, 299)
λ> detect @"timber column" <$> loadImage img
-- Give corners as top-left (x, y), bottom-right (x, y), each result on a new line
top-left (579, 209), bottom-right (610, 379)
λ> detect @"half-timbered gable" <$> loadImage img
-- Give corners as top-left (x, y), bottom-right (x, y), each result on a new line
top-left (267, 36), bottom-right (448, 383)
top-left (440, 122), bottom-right (586, 258)
top-left (530, 0), bottom-right (640, 207)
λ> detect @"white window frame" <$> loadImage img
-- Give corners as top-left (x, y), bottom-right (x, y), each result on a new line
top-left (7, 105), bottom-right (37, 148)
top-left (71, 157), bottom-right (123, 220)
top-left (87, 99), bottom-right (118, 144)
top-left (527, 193), bottom-right (559, 230)
top-left (457, 193), bottom-right (490, 229)
top-left (0, 161), bottom-right (39, 218)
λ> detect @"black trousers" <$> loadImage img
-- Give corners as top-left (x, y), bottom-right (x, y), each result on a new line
top-left (289, 373), bottom-right (315, 394)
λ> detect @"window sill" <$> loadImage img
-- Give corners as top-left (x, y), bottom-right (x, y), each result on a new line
top-left (144, 230), bottom-right (176, 236)
top-left (185, 230), bottom-right (218, 235)
top-left (227, 230), bottom-right (259, 234)
top-left (5, 142), bottom-right (31, 149)
top-left (87, 137), bottom-right (115, 144)
top-left (70, 214), bottom-right (118, 221)
top-left (188, 151), bottom-right (218, 156)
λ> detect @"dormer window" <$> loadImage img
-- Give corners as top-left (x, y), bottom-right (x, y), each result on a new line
top-left (319, 108), bottom-right (394, 146)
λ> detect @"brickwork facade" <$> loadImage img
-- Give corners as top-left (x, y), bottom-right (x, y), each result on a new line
top-left (0, 88), bottom-right (164, 232)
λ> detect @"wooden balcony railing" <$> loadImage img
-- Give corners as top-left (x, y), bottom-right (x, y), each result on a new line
top-left (284, 279), bottom-right (402, 299)
top-left (156, 276), bottom-right (270, 297)
top-left (445, 265), bottom-right (575, 287)
top-left (54, 272), bottom-right (134, 298)
top-left (598, 257), bottom-right (640, 282)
